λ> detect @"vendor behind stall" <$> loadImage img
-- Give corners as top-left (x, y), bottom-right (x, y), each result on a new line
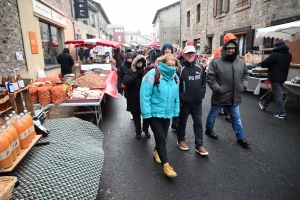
top-left (57, 48), bottom-right (74, 77)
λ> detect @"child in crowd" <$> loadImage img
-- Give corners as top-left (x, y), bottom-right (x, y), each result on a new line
top-left (122, 55), bottom-right (150, 139)
top-left (140, 53), bottom-right (180, 178)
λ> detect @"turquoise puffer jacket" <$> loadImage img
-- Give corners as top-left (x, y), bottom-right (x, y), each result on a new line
top-left (140, 62), bottom-right (180, 119)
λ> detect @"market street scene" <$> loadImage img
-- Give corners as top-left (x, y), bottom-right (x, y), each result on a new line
top-left (0, 0), bottom-right (300, 199)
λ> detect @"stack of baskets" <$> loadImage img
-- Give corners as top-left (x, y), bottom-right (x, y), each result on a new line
top-left (0, 176), bottom-right (17, 200)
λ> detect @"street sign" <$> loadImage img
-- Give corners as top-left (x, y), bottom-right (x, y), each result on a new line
top-left (75, 27), bottom-right (83, 35)
top-left (74, 0), bottom-right (89, 19)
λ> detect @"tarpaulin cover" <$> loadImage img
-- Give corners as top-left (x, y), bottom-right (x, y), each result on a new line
top-left (103, 71), bottom-right (118, 98)
top-left (12, 117), bottom-right (104, 199)
top-left (256, 20), bottom-right (300, 42)
top-left (147, 39), bottom-right (160, 47)
top-left (64, 39), bottom-right (124, 48)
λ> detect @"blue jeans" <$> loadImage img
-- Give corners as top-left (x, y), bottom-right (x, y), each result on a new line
top-left (205, 104), bottom-right (245, 140)
top-left (177, 102), bottom-right (203, 149)
top-left (263, 81), bottom-right (286, 115)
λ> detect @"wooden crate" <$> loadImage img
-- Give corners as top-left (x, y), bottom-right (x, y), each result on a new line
top-left (8, 87), bottom-right (34, 115)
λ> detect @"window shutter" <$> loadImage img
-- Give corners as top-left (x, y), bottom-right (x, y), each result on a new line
top-left (213, 0), bottom-right (217, 17)
top-left (220, 35), bottom-right (224, 46)
top-left (237, 0), bottom-right (243, 7)
top-left (263, 37), bottom-right (273, 48)
top-left (224, 0), bottom-right (229, 13)
top-left (246, 29), bottom-right (255, 50)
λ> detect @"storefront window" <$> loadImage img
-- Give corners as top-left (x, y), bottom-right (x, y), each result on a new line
top-left (39, 21), bottom-right (63, 66)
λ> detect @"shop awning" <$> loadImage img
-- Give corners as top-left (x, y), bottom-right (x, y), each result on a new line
top-left (64, 39), bottom-right (124, 48)
top-left (256, 20), bottom-right (300, 42)
top-left (147, 39), bottom-right (159, 47)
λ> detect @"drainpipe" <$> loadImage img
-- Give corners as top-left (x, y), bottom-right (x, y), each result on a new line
top-left (179, 0), bottom-right (182, 48)
top-left (205, 0), bottom-right (208, 43)
top-left (70, 0), bottom-right (76, 40)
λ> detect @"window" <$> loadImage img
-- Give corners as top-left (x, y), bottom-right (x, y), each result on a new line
top-left (196, 4), bottom-right (200, 23)
top-left (237, 0), bottom-right (249, 7)
top-left (118, 35), bottom-right (121, 42)
top-left (187, 11), bottom-right (190, 27)
top-left (194, 38), bottom-right (200, 53)
top-left (235, 33), bottom-right (246, 56)
top-left (89, 13), bottom-right (95, 26)
top-left (39, 21), bottom-right (63, 66)
top-left (213, 0), bottom-right (229, 17)
top-left (131, 35), bottom-right (133, 40)
top-left (207, 37), bottom-right (213, 52)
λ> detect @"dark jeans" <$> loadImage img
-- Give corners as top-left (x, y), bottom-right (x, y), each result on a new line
top-left (150, 117), bottom-right (170, 165)
top-left (177, 102), bottom-right (203, 149)
top-left (223, 106), bottom-right (229, 116)
top-left (131, 112), bottom-right (150, 133)
top-left (171, 117), bottom-right (179, 127)
top-left (263, 81), bottom-right (286, 115)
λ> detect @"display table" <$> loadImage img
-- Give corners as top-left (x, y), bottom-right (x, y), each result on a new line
top-left (246, 76), bottom-right (268, 95)
top-left (33, 97), bottom-right (103, 127)
top-left (282, 81), bottom-right (300, 104)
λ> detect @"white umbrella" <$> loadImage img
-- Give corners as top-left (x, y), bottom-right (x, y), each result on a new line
top-left (256, 20), bottom-right (300, 42)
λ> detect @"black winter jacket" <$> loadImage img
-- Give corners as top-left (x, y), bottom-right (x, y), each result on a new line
top-left (150, 49), bottom-right (162, 63)
top-left (117, 61), bottom-right (132, 93)
top-left (122, 55), bottom-right (146, 112)
top-left (261, 45), bottom-right (292, 82)
top-left (179, 60), bottom-right (206, 104)
top-left (57, 48), bottom-right (74, 76)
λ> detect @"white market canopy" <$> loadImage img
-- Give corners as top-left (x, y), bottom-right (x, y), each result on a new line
top-left (256, 20), bottom-right (300, 42)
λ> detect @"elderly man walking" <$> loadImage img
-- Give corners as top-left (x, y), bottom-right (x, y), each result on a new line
top-left (205, 40), bottom-right (250, 147)
top-left (176, 45), bottom-right (208, 155)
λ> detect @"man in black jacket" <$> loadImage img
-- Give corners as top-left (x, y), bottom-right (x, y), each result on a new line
top-left (57, 48), bottom-right (74, 77)
top-left (176, 45), bottom-right (208, 155)
top-left (150, 44), bottom-right (162, 63)
top-left (259, 41), bottom-right (292, 119)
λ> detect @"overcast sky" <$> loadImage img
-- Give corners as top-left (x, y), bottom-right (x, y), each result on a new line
top-left (96, 0), bottom-right (179, 35)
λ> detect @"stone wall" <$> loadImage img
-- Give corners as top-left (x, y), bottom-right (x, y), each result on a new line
top-left (181, 0), bottom-right (300, 52)
top-left (46, 0), bottom-right (72, 17)
top-left (0, 0), bottom-right (26, 72)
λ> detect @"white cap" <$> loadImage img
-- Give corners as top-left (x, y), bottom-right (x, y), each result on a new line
top-left (183, 46), bottom-right (196, 54)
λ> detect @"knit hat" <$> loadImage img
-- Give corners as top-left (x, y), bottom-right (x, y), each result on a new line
top-left (274, 41), bottom-right (285, 47)
top-left (162, 42), bottom-right (174, 54)
top-left (186, 41), bottom-right (194, 46)
top-left (125, 52), bottom-right (133, 59)
top-left (226, 42), bottom-right (236, 48)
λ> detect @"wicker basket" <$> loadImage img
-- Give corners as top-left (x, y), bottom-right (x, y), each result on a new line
top-left (0, 176), bottom-right (17, 200)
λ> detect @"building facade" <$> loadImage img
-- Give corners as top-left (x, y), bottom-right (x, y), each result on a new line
top-left (181, 0), bottom-right (300, 63)
top-left (152, 1), bottom-right (180, 46)
top-left (124, 31), bottom-right (153, 46)
top-left (108, 24), bottom-right (125, 43)
top-left (0, 0), bottom-right (112, 79)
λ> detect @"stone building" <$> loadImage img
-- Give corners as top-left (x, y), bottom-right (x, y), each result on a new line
top-left (152, 1), bottom-right (180, 46)
top-left (0, 0), bottom-right (111, 79)
top-left (124, 30), bottom-right (153, 46)
top-left (180, 0), bottom-right (300, 60)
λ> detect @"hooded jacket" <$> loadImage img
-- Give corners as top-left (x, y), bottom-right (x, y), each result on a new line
top-left (261, 45), bottom-right (292, 82)
top-left (140, 61), bottom-right (180, 119)
top-left (207, 40), bottom-right (248, 105)
top-left (162, 42), bottom-right (174, 54)
top-left (57, 48), bottom-right (74, 76)
top-left (118, 52), bottom-right (133, 93)
top-left (123, 55), bottom-right (147, 112)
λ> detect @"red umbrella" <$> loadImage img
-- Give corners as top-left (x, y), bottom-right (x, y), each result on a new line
top-left (147, 39), bottom-right (159, 47)
top-left (96, 40), bottom-right (123, 48)
top-left (65, 39), bottom-right (123, 48)
top-left (64, 39), bottom-right (85, 44)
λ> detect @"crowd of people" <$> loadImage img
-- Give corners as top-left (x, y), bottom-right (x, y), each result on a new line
top-left (56, 34), bottom-right (292, 178)
top-left (115, 32), bottom-right (292, 179)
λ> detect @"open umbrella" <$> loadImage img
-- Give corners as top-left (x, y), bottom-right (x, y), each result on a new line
top-left (256, 20), bottom-right (300, 42)
top-left (64, 39), bottom-right (124, 48)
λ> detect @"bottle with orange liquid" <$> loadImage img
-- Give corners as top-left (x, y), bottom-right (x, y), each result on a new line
top-left (0, 129), bottom-right (13, 168)
top-left (13, 115), bottom-right (29, 149)
top-left (1, 125), bottom-right (17, 161)
top-left (2, 86), bottom-right (11, 109)
top-left (24, 110), bottom-right (36, 140)
top-left (20, 113), bottom-right (32, 143)
top-left (5, 119), bottom-right (21, 156)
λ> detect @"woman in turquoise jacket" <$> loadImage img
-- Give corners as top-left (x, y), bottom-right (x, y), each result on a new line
top-left (140, 53), bottom-right (180, 178)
